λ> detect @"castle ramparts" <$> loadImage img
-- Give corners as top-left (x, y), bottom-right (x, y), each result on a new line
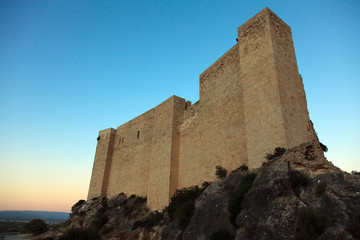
top-left (88, 7), bottom-right (318, 210)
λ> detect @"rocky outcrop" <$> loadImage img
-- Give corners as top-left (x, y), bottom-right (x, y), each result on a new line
top-left (39, 142), bottom-right (360, 240)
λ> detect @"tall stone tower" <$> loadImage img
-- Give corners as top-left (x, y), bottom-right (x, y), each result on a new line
top-left (237, 7), bottom-right (313, 168)
top-left (88, 7), bottom-right (317, 210)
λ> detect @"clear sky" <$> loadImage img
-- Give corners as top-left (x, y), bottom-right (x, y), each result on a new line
top-left (0, 0), bottom-right (359, 213)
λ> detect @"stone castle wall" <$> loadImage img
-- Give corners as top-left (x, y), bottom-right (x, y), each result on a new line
top-left (88, 8), bottom-right (317, 210)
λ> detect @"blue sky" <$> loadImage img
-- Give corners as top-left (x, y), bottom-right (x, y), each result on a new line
top-left (0, 0), bottom-right (359, 212)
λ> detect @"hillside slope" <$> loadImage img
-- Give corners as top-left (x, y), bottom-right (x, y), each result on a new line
top-left (39, 142), bottom-right (360, 240)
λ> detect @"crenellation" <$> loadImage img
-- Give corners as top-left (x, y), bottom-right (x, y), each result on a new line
top-left (88, 7), bottom-right (318, 210)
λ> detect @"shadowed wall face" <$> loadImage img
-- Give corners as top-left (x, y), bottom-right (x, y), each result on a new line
top-left (87, 8), bottom-right (316, 210)
top-left (87, 128), bottom-right (116, 200)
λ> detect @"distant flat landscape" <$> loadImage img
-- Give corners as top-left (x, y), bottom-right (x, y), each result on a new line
top-left (0, 211), bottom-right (69, 221)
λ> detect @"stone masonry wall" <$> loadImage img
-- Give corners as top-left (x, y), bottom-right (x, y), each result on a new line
top-left (147, 96), bottom-right (185, 209)
top-left (238, 9), bottom-right (286, 169)
top-left (87, 128), bottom-right (116, 200)
top-left (106, 109), bottom-right (154, 198)
top-left (88, 7), bottom-right (317, 210)
top-left (178, 44), bottom-right (247, 189)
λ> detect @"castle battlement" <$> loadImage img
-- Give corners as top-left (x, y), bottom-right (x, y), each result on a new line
top-left (88, 8), bottom-right (318, 210)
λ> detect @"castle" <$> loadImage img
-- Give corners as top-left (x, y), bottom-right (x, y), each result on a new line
top-left (88, 8), bottom-right (318, 210)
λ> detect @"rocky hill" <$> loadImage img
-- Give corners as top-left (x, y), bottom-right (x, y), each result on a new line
top-left (38, 142), bottom-right (360, 240)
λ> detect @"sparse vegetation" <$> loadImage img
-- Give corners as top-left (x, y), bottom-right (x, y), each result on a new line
top-left (58, 228), bottom-right (101, 240)
top-left (289, 169), bottom-right (310, 191)
top-left (92, 208), bottom-right (108, 229)
top-left (131, 220), bottom-right (145, 230)
top-left (23, 219), bottom-right (48, 235)
top-left (239, 164), bottom-right (249, 171)
top-left (0, 221), bottom-right (26, 233)
top-left (320, 142), bottom-right (328, 152)
top-left (216, 165), bottom-right (227, 179)
top-left (167, 185), bottom-right (203, 228)
top-left (228, 173), bottom-right (257, 226)
top-left (295, 206), bottom-right (328, 240)
top-left (129, 194), bottom-right (137, 200)
top-left (351, 170), bottom-right (360, 176)
top-left (209, 228), bottom-right (234, 240)
top-left (265, 147), bottom-right (286, 160)
top-left (71, 199), bottom-right (86, 215)
top-left (131, 210), bottom-right (163, 230)
top-left (202, 181), bottom-right (211, 188)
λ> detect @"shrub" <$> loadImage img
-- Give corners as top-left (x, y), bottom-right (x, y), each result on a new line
top-left (129, 194), bottom-right (136, 200)
top-left (131, 210), bottom-right (164, 230)
top-left (144, 211), bottom-right (163, 227)
top-left (202, 181), bottom-right (211, 189)
top-left (351, 171), bottom-right (360, 176)
top-left (215, 165), bottom-right (227, 179)
top-left (295, 206), bottom-right (328, 240)
top-left (228, 173), bottom-right (257, 226)
top-left (315, 181), bottom-right (327, 196)
top-left (59, 228), bottom-right (101, 240)
top-left (320, 142), bottom-right (328, 152)
top-left (71, 199), bottom-right (86, 212)
top-left (209, 228), bottom-right (234, 240)
top-left (92, 209), bottom-right (108, 229)
top-left (23, 219), bottom-right (48, 235)
top-left (131, 220), bottom-right (145, 230)
top-left (239, 164), bottom-right (248, 171)
top-left (167, 185), bottom-right (203, 228)
top-left (289, 169), bottom-right (310, 190)
top-left (174, 200), bottom-right (194, 227)
top-left (265, 147), bottom-right (286, 160)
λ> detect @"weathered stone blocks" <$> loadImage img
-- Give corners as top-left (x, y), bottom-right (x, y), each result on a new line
top-left (88, 7), bottom-right (317, 210)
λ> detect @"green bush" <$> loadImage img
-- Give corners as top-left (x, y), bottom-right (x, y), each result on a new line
top-left (215, 165), bottom-right (227, 179)
top-left (23, 219), bottom-right (48, 235)
top-left (290, 169), bottom-right (310, 190)
top-left (145, 210), bottom-right (163, 227)
top-left (129, 194), bottom-right (137, 200)
top-left (209, 228), bottom-right (234, 240)
top-left (202, 181), bottom-right (211, 189)
top-left (167, 185), bottom-right (203, 228)
top-left (320, 142), bottom-right (328, 152)
top-left (174, 200), bottom-right (195, 227)
top-left (71, 199), bottom-right (86, 212)
top-left (239, 164), bottom-right (248, 171)
top-left (295, 206), bottom-right (328, 240)
top-left (265, 147), bottom-right (286, 160)
top-left (228, 173), bottom-right (257, 226)
top-left (58, 228), bottom-right (101, 240)
top-left (131, 220), bottom-right (145, 230)
top-left (131, 210), bottom-right (164, 230)
top-left (92, 209), bottom-right (108, 229)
